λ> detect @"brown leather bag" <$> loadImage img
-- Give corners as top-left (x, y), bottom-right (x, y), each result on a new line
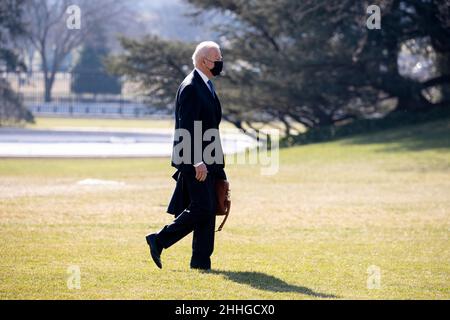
top-left (215, 179), bottom-right (231, 232)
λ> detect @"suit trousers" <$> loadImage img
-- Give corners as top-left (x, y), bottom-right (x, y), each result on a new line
top-left (156, 170), bottom-right (217, 269)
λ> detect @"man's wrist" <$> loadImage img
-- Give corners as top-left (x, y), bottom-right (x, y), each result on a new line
top-left (193, 161), bottom-right (204, 167)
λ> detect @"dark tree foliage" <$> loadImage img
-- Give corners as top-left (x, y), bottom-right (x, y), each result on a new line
top-left (356, 0), bottom-right (450, 111)
top-left (107, 36), bottom-right (194, 109)
top-left (71, 28), bottom-right (122, 96)
top-left (188, 0), bottom-right (450, 130)
top-left (0, 0), bottom-right (25, 70)
top-left (0, 0), bottom-right (33, 125)
top-left (111, 0), bottom-right (450, 137)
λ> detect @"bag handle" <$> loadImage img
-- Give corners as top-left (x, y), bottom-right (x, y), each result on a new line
top-left (216, 201), bottom-right (230, 232)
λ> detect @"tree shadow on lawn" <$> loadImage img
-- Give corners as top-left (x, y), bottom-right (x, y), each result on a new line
top-left (205, 270), bottom-right (337, 298)
top-left (341, 120), bottom-right (450, 152)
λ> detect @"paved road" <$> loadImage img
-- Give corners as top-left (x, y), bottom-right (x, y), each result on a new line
top-left (0, 128), bottom-right (255, 157)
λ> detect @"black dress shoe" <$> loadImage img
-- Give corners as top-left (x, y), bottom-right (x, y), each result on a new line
top-left (145, 233), bottom-right (162, 269)
top-left (191, 266), bottom-right (211, 272)
top-left (190, 264), bottom-right (211, 271)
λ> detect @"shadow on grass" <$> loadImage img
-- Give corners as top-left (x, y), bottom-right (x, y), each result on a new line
top-left (205, 270), bottom-right (337, 298)
top-left (342, 120), bottom-right (450, 152)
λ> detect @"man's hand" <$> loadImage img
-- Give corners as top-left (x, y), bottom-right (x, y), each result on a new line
top-left (194, 163), bottom-right (208, 182)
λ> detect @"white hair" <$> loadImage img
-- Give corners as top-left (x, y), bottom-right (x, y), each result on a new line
top-left (192, 41), bottom-right (220, 67)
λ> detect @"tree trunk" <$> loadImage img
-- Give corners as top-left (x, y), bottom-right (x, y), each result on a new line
top-left (396, 95), bottom-right (429, 112)
top-left (437, 52), bottom-right (450, 103)
top-left (313, 103), bottom-right (334, 127)
top-left (44, 74), bottom-right (55, 102)
top-left (394, 76), bottom-right (437, 112)
top-left (372, 71), bottom-right (434, 112)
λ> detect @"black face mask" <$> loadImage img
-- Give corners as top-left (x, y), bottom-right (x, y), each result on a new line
top-left (209, 60), bottom-right (223, 76)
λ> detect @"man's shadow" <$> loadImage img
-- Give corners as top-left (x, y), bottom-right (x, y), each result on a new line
top-left (205, 270), bottom-right (337, 298)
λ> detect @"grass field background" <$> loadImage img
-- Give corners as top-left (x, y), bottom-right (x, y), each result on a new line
top-left (0, 117), bottom-right (449, 299)
top-left (25, 116), bottom-right (180, 130)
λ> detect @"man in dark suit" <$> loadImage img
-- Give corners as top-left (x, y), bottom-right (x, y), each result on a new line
top-left (146, 41), bottom-right (227, 271)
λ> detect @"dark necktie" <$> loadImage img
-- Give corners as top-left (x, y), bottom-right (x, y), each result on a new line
top-left (207, 80), bottom-right (216, 99)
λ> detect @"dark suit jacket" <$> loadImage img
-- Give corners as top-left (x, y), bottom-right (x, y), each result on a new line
top-left (167, 70), bottom-right (227, 216)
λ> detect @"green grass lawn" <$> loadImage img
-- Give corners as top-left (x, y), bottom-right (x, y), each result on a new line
top-left (25, 116), bottom-right (177, 130)
top-left (0, 118), bottom-right (449, 299)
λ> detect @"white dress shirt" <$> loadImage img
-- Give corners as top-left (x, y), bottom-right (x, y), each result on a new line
top-left (195, 67), bottom-right (210, 86)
